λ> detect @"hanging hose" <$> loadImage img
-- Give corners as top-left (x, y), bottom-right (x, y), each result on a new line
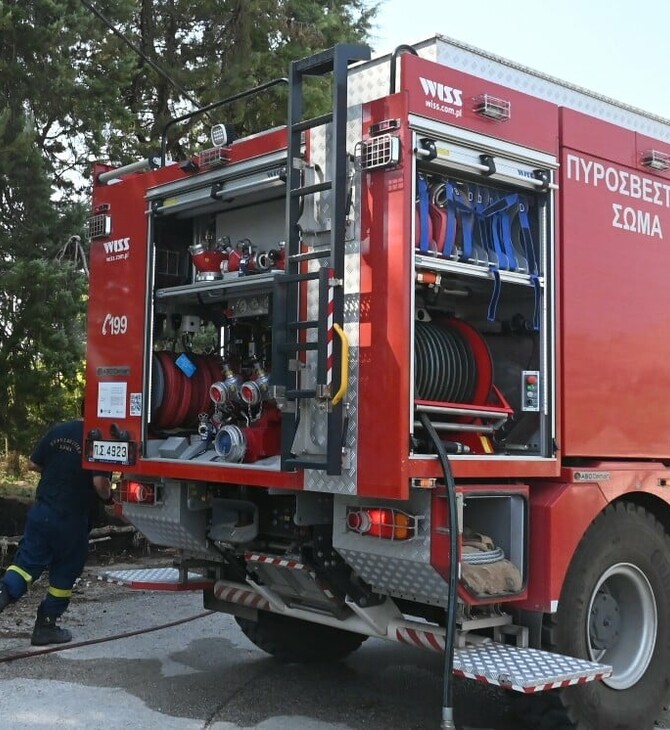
top-left (419, 412), bottom-right (458, 730)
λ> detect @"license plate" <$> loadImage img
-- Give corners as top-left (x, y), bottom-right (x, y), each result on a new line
top-left (92, 440), bottom-right (129, 464)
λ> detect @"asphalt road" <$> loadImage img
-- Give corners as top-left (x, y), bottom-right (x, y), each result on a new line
top-left (0, 560), bottom-right (668, 730)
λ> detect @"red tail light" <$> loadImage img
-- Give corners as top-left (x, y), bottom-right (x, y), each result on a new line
top-left (346, 508), bottom-right (417, 540)
top-left (120, 480), bottom-right (156, 504)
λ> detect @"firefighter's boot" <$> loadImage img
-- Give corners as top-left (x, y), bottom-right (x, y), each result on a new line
top-left (0, 582), bottom-right (11, 613)
top-left (31, 610), bottom-right (72, 646)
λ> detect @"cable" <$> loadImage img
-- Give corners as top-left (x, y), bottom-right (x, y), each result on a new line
top-left (419, 412), bottom-right (458, 730)
top-left (0, 610), bottom-right (212, 664)
top-left (79, 0), bottom-right (200, 108)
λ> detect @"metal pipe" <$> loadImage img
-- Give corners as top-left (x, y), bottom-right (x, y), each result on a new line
top-left (389, 44), bottom-right (418, 94)
top-left (160, 78), bottom-right (289, 166)
top-left (413, 420), bottom-right (498, 434)
top-left (97, 155), bottom-right (161, 185)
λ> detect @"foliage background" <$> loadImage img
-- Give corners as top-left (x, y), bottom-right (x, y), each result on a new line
top-left (0, 0), bottom-right (377, 466)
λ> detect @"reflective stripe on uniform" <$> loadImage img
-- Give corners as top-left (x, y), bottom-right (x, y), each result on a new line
top-left (47, 586), bottom-right (73, 599)
top-left (7, 565), bottom-right (33, 584)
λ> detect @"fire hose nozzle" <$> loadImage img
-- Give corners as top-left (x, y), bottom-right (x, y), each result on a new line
top-left (214, 425), bottom-right (247, 463)
top-left (241, 366), bottom-right (271, 406)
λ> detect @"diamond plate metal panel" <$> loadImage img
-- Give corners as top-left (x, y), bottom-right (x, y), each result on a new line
top-left (98, 567), bottom-right (211, 591)
top-left (453, 643), bottom-right (611, 692)
top-left (348, 58), bottom-right (395, 106)
top-left (332, 492), bottom-right (451, 605)
top-left (122, 481), bottom-right (217, 559)
top-left (302, 98), bottom-right (364, 496)
top-left (340, 550), bottom-right (449, 606)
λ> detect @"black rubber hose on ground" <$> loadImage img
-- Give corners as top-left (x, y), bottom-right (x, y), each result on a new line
top-left (0, 611), bottom-right (212, 664)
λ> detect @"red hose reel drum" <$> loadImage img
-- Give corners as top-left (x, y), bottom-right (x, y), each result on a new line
top-left (414, 319), bottom-right (493, 406)
top-left (446, 319), bottom-right (493, 405)
top-left (151, 352), bottom-right (222, 430)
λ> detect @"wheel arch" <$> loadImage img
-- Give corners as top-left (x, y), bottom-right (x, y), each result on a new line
top-left (516, 481), bottom-right (670, 614)
top-left (611, 490), bottom-right (670, 537)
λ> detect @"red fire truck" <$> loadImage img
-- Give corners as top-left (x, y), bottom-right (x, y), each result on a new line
top-left (84, 36), bottom-right (670, 729)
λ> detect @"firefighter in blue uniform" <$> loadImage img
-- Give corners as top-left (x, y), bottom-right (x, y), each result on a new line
top-left (0, 414), bottom-right (112, 645)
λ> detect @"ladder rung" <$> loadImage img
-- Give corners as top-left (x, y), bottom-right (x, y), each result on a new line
top-left (286, 389), bottom-right (318, 399)
top-left (285, 457), bottom-right (328, 471)
top-left (288, 249), bottom-right (331, 263)
top-left (288, 320), bottom-right (319, 330)
top-left (277, 271), bottom-right (320, 284)
top-left (278, 341), bottom-right (319, 353)
top-left (292, 113), bottom-right (333, 133)
top-left (291, 181), bottom-right (332, 198)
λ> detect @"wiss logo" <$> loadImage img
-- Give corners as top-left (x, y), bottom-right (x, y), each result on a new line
top-left (103, 237), bottom-right (130, 262)
top-left (419, 77), bottom-right (464, 118)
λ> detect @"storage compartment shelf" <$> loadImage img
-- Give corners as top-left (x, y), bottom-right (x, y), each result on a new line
top-left (415, 254), bottom-right (544, 288)
top-left (155, 270), bottom-right (284, 303)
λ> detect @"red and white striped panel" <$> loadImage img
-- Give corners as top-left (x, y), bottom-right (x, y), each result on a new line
top-left (453, 666), bottom-right (611, 694)
top-left (213, 582), bottom-right (270, 611)
top-left (395, 626), bottom-right (445, 653)
top-left (245, 552), bottom-right (337, 601)
top-left (515, 673), bottom-right (611, 694)
top-left (326, 268), bottom-right (335, 387)
top-left (245, 552), bottom-right (307, 571)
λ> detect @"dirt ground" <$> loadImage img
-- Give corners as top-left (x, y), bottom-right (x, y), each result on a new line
top-left (0, 497), bottom-right (171, 643)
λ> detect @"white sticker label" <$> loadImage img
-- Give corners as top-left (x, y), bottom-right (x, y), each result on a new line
top-left (129, 392), bottom-right (142, 417)
top-left (97, 382), bottom-right (127, 418)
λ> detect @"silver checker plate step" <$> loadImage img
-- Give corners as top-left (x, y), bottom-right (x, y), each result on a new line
top-left (98, 567), bottom-right (213, 592)
top-left (453, 642), bottom-right (612, 693)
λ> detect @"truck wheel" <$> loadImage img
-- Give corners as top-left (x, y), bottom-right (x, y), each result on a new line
top-left (236, 611), bottom-right (366, 663)
top-left (540, 502), bottom-right (670, 729)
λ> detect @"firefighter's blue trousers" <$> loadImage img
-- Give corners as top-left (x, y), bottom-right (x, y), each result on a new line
top-left (1, 502), bottom-right (89, 618)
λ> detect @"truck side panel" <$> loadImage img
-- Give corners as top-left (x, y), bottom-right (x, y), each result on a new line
top-left (560, 109), bottom-right (670, 458)
top-left (85, 168), bottom-right (151, 452)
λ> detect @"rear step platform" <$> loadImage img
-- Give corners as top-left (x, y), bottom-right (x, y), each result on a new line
top-left (99, 568), bottom-right (611, 692)
top-left (452, 642), bottom-right (611, 693)
top-left (98, 567), bottom-right (213, 592)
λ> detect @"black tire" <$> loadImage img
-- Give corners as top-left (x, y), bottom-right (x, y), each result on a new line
top-left (532, 502), bottom-right (670, 730)
top-left (236, 611), bottom-right (366, 663)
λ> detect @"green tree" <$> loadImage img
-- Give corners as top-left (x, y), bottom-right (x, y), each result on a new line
top-left (0, 0), bottom-right (378, 460)
top-left (0, 112), bottom-right (87, 458)
top-left (91, 0), bottom-right (377, 163)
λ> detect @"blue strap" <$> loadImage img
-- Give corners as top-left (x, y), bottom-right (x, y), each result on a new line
top-left (487, 266), bottom-right (502, 322)
top-left (483, 192), bottom-right (523, 271)
top-left (477, 187), bottom-right (505, 268)
top-left (531, 274), bottom-right (541, 331)
top-left (452, 185), bottom-right (474, 260)
top-left (517, 198), bottom-right (538, 275)
top-left (443, 181), bottom-right (458, 257)
top-left (418, 176), bottom-right (430, 252)
top-left (497, 196), bottom-right (519, 271)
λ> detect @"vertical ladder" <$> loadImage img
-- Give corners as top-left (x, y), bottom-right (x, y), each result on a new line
top-left (272, 43), bottom-right (370, 475)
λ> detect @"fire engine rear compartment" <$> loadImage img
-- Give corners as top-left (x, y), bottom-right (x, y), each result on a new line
top-left (140, 126), bottom-right (557, 488)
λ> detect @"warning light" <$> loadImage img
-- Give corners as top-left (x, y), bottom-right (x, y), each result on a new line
top-left (346, 508), bottom-right (418, 540)
top-left (120, 480), bottom-right (156, 504)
